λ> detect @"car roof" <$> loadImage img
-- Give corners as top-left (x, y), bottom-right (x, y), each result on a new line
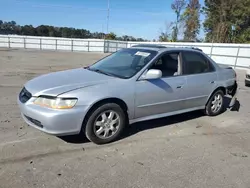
top-left (130, 44), bottom-right (167, 52)
top-left (131, 44), bottom-right (168, 49)
top-left (130, 44), bottom-right (203, 53)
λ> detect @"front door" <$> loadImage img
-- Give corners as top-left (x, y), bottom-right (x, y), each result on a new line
top-left (134, 51), bottom-right (187, 119)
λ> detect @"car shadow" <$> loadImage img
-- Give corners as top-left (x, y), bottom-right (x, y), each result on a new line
top-left (120, 110), bottom-right (204, 140)
top-left (59, 96), bottom-right (240, 144)
top-left (120, 97), bottom-right (240, 140)
top-left (58, 133), bottom-right (90, 144)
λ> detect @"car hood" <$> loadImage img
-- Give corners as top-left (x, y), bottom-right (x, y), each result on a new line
top-left (24, 68), bottom-right (117, 96)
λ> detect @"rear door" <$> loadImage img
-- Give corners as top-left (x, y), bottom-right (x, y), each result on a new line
top-left (182, 51), bottom-right (218, 108)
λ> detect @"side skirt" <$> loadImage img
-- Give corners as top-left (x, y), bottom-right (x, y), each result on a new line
top-left (129, 106), bottom-right (205, 124)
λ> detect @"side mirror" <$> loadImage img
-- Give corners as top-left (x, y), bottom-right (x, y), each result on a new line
top-left (140, 69), bottom-right (162, 80)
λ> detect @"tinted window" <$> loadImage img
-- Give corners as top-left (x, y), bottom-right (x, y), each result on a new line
top-left (182, 52), bottom-right (214, 75)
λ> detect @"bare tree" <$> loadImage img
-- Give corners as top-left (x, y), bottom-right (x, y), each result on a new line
top-left (182, 0), bottom-right (201, 41)
top-left (171, 0), bottom-right (186, 41)
top-left (158, 22), bottom-right (172, 42)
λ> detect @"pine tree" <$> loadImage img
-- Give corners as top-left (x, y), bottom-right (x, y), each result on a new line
top-left (203, 0), bottom-right (250, 43)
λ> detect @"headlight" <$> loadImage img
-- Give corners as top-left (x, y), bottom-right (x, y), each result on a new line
top-left (33, 97), bottom-right (78, 109)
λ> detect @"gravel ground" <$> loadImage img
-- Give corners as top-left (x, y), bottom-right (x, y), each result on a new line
top-left (0, 48), bottom-right (250, 188)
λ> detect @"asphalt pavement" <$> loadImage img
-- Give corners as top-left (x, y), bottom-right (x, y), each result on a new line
top-left (0, 48), bottom-right (250, 188)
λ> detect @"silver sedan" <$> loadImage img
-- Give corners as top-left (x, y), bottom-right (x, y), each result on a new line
top-left (18, 45), bottom-right (238, 144)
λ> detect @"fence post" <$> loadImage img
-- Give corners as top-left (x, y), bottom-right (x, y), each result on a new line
top-left (107, 40), bottom-right (110, 53)
top-left (24, 38), bottom-right (26, 49)
top-left (103, 40), bottom-right (106, 53)
top-left (40, 38), bottom-right (42, 50)
top-left (55, 39), bottom-right (57, 50)
top-left (71, 40), bottom-right (73, 51)
top-left (88, 41), bottom-right (90, 52)
top-left (234, 46), bottom-right (241, 69)
top-left (8, 37), bottom-right (10, 48)
top-left (209, 42), bottom-right (214, 57)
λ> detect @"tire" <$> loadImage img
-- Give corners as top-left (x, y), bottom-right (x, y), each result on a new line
top-left (205, 90), bottom-right (224, 116)
top-left (84, 103), bottom-right (126, 145)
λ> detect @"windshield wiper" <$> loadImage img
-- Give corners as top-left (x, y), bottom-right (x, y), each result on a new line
top-left (88, 68), bottom-right (127, 79)
top-left (88, 68), bottom-right (117, 77)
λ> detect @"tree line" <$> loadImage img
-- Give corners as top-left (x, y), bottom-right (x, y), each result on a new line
top-left (0, 20), bottom-right (148, 42)
top-left (159, 0), bottom-right (250, 43)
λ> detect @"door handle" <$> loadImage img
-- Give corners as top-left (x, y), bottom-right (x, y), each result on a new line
top-left (177, 85), bottom-right (183, 89)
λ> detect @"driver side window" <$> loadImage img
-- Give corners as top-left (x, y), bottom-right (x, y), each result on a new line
top-left (150, 52), bottom-right (182, 77)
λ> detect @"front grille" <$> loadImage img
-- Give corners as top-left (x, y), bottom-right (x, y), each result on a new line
top-left (24, 115), bottom-right (43, 128)
top-left (19, 87), bottom-right (32, 103)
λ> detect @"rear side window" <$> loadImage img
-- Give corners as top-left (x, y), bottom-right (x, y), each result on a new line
top-left (182, 51), bottom-right (214, 75)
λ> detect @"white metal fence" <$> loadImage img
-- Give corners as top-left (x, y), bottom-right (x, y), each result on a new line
top-left (1, 35), bottom-right (250, 69)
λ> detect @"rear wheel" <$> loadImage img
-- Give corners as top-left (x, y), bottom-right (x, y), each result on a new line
top-left (205, 90), bottom-right (224, 116)
top-left (84, 103), bottom-right (126, 144)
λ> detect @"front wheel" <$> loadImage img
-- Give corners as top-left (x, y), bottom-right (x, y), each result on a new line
top-left (84, 103), bottom-right (126, 145)
top-left (205, 90), bottom-right (224, 116)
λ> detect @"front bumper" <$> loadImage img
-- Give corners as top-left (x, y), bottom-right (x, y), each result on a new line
top-left (18, 97), bottom-right (89, 136)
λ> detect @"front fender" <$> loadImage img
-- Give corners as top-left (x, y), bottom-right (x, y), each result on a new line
top-left (58, 84), bottom-right (135, 120)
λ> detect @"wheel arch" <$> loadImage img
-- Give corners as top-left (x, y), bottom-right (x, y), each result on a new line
top-left (206, 86), bottom-right (226, 106)
top-left (82, 97), bottom-right (129, 126)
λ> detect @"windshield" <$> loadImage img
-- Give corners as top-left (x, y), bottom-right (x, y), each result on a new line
top-left (88, 48), bottom-right (158, 79)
